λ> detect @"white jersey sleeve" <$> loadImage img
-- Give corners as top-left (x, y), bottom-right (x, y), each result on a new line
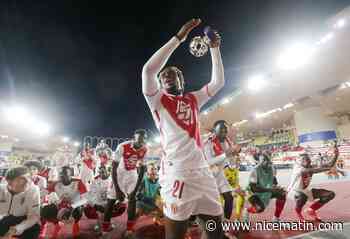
top-left (203, 141), bottom-right (226, 166)
top-left (142, 37), bottom-right (180, 110)
top-left (192, 47), bottom-right (225, 109)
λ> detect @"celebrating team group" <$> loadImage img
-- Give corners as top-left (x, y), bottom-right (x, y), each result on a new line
top-left (0, 19), bottom-right (340, 239)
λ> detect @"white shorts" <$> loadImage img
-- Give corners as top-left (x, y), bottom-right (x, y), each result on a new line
top-left (214, 171), bottom-right (232, 194)
top-left (107, 171), bottom-right (138, 199)
top-left (160, 168), bottom-right (223, 221)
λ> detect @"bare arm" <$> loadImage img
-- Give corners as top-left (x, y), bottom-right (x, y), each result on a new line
top-left (207, 47), bottom-right (225, 97)
top-left (303, 146), bottom-right (339, 174)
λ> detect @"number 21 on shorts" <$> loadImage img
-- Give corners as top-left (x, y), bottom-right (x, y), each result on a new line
top-left (172, 180), bottom-right (184, 199)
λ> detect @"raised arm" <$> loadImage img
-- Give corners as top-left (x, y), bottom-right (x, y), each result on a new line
top-left (207, 45), bottom-right (224, 97)
top-left (142, 19), bottom-right (201, 96)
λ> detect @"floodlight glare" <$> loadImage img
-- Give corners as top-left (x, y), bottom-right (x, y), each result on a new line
top-left (276, 43), bottom-right (313, 70)
top-left (154, 136), bottom-right (161, 143)
top-left (247, 74), bottom-right (267, 92)
top-left (63, 137), bottom-right (70, 143)
top-left (334, 19), bottom-right (346, 29)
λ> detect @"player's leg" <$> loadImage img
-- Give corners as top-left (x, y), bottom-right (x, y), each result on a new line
top-left (270, 190), bottom-right (286, 221)
top-left (294, 191), bottom-right (308, 220)
top-left (234, 193), bottom-right (245, 220)
top-left (72, 207), bottom-right (83, 236)
top-left (221, 192), bottom-right (233, 219)
top-left (126, 166), bottom-right (146, 234)
top-left (102, 198), bottom-right (116, 232)
top-left (247, 195), bottom-right (265, 213)
top-left (307, 188), bottom-right (335, 220)
top-left (40, 204), bottom-right (62, 238)
top-left (164, 217), bottom-right (188, 239)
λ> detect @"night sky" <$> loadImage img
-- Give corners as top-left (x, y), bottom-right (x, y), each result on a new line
top-left (0, 0), bottom-right (349, 139)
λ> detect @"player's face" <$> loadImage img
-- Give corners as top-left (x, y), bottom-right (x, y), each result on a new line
top-left (261, 156), bottom-right (272, 169)
top-left (28, 166), bottom-right (39, 176)
top-left (134, 133), bottom-right (147, 148)
top-left (60, 169), bottom-right (73, 185)
top-left (160, 67), bottom-right (184, 95)
top-left (302, 156), bottom-right (311, 168)
top-left (7, 176), bottom-right (29, 193)
top-left (215, 123), bottom-right (228, 140)
top-left (147, 165), bottom-right (158, 180)
top-left (99, 167), bottom-right (109, 180)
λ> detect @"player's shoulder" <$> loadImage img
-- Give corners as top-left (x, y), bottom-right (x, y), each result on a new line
top-left (72, 177), bottom-right (83, 184)
top-left (118, 141), bottom-right (132, 148)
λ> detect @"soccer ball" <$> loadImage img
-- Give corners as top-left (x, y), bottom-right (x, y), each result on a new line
top-left (189, 36), bottom-right (208, 57)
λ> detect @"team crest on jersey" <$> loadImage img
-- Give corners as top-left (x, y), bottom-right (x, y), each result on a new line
top-left (176, 100), bottom-right (193, 125)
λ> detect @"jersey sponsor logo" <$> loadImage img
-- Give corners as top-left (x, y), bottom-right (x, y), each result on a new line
top-left (176, 100), bottom-right (193, 126)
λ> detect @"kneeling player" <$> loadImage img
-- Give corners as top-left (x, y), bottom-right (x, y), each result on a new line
top-left (41, 166), bottom-right (88, 238)
top-left (103, 129), bottom-right (148, 236)
top-left (136, 163), bottom-right (163, 221)
top-left (288, 144), bottom-right (338, 221)
top-left (245, 153), bottom-right (286, 222)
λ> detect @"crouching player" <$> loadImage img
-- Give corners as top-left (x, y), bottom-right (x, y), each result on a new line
top-left (244, 153), bottom-right (286, 222)
top-left (0, 167), bottom-right (41, 238)
top-left (103, 129), bottom-right (148, 237)
top-left (41, 166), bottom-right (88, 238)
top-left (288, 144), bottom-right (339, 221)
top-left (136, 163), bottom-right (163, 222)
top-left (84, 165), bottom-right (127, 233)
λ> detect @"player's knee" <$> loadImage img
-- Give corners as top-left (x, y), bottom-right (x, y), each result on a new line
top-left (72, 208), bottom-right (83, 221)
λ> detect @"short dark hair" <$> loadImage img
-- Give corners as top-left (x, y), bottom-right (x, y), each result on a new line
top-left (61, 166), bottom-right (74, 175)
top-left (213, 120), bottom-right (228, 129)
top-left (134, 129), bottom-right (147, 137)
top-left (5, 167), bottom-right (28, 181)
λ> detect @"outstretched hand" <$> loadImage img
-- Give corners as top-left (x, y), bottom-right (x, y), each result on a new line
top-left (176, 18), bottom-right (201, 43)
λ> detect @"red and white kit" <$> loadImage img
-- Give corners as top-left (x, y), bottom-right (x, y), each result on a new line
top-left (142, 37), bottom-right (225, 220)
top-left (87, 175), bottom-right (110, 206)
top-left (204, 136), bottom-right (233, 194)
top-left (107, 141), bottom-right (147, 199)
top-left (287, 163), bottom-right (314, 201)
top-left (79, 148), bottom-right (96, 188)
top-left (48, 178), bottom-right (88, 210)
top-left (31, 174), bottom-right (48, 203)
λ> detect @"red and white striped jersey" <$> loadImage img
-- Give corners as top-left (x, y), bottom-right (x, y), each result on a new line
top-left (114, 140), bottom-right (147, 172)
top-left (145, 88), bottom-right (212, 175)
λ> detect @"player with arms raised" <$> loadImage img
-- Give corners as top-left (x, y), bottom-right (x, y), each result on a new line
top-left (142, 19), bottom-right (227, 239)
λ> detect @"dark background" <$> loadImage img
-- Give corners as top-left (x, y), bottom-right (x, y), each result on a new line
top-left (0, 0), bottom-right (349, 139)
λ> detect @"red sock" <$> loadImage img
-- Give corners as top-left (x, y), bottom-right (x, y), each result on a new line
top-left (72, 222), bottom-right (80, 236)
top-left (274, 198), bottom-right (286, 218)
top-left (102, 221), bottom-right (111, 231)
top-left (247, 206), bottom-right (257, 214)
top-left (310, 201), bottom-right (324, 211)
top-left (127, 220), bottom-right (136, 231)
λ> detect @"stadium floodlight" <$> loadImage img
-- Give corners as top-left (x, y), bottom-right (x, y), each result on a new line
top-left (283, 102), bottom-right (294, 109)
top-left (247, 74), bottom-right (267, 92)
top-left (0, 135), bottom-right (9, 139)
top-left (320, 32), bottom-right (334, 44)
top-left (34, 122), bottom-right (51, 136)
top-left (73, 141), bottom-right (80, 147)
top-left (3, 106), bottom-right (29, 124)
top-left (233, 120), bottom-right (248, 127)
top-left (221, 97), bottom-right (230, 105)
top-left (334, 19), bottom-right (346, 29)
top-left (63, 136), bottom-right (70, 143)
top-left (276, 43), bottom-right (313, 70)
top-left (154, 136), bottom-right (161, 144)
